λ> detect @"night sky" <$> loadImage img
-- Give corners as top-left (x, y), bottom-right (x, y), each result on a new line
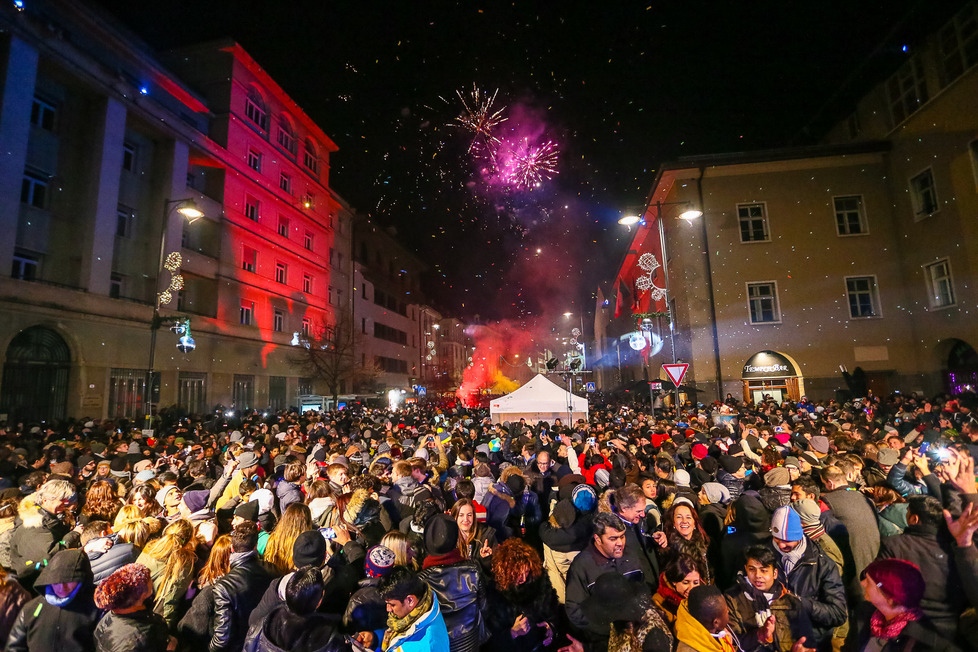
top-left (96, 0), bottom-right (934, 326)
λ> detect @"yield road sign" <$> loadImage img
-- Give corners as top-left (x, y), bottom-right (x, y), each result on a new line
top-left (662, 363), bottom-right (689, 387)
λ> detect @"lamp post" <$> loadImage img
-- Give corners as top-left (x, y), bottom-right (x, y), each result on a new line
top-left (619, 201), bottom-right (701, 413)
top-left (679, 206), bottom-right (723, 401)
top-left (144, 198), bottom-right (203, 427)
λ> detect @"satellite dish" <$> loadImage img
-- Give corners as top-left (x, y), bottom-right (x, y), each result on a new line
top-left (628, 332), bottom-right (647, 351)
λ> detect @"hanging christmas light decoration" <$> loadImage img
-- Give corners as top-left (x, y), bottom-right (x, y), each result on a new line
top-left (635, 252), bottom-right (667, 301)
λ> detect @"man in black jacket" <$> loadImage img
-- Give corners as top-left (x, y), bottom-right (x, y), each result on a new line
top-left (208, 521), bottom-right (274, 652)
top-left (769, 505), bottom-right (847, 651)
top-left (600, 483), bottom-right (658, 590)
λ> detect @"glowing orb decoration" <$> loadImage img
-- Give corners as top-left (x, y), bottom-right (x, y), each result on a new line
top-left (169, 274), bottom-right (184, 291)
top-left (427, 341), bottom-right (435, 349)
top-left (628, 332), bottom-right (647, 351)
top-left (648, 331), bottom-right (664, 356)
top-left (635, 275), bottom-right (653, 291)
top-left (571, 328), bottom-right (581, 338)
top-left (163, 252), bottom-right (182, 272)
top-left (638, 253), bottom-right (660, 272)
top-left (158, 290), bottom-right (172, 306)
top-left (426, 355), bottom-right (432, 361)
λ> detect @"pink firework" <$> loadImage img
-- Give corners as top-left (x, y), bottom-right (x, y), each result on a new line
top-left (452, 85), bottom-right (507, 158)
top-left (503, 139), bottom-right (559, 189)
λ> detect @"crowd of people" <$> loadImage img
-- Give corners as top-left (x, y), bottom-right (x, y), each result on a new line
top-left (0, 389), bottom-right (976, 652)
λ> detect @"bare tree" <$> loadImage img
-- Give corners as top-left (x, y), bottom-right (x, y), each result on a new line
top-left (288, 309), bottom-right (379, 402)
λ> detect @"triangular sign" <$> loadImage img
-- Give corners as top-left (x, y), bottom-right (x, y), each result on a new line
top-left (662, 363), bottom-right (689, 387)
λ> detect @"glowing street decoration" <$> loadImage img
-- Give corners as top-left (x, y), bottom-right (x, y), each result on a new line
top-left (158, 251), bottom-right (184, 308)
top-left (635, 252), bottom-right (667, 301)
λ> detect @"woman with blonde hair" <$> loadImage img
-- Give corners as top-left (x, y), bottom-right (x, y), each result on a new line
top-left (79, 480), bottom-right (123, 525)
top-left (380, 530), bottom-right (418, 570)
top-left (136, 518), bottom-right (196, 627)
top-left (112, 504), bottom-right (160, 548)
top-left (176, 535), bottom-right (233, 652)
top-left (262, 503), bottom-right (313, 575)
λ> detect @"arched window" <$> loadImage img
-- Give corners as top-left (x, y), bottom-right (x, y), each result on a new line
top-left (277, 114), bottom-right (297, 155)
top-left (244, 87), bottom-right (268, 131)
top-left (303, 138), bottom-right (319, 175)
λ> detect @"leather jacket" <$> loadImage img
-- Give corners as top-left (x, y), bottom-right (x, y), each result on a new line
top-left (209, 553), bottom-right (275, 652)
top-left (419, 559), bottom-right (486, 652)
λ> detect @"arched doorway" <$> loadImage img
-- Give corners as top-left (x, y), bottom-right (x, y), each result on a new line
top-left (741, 350), bottom-right (804, 403)
top-left (1, 326), bottom-right (71, 423)
top-left (945, 339), bottom-right (978, 394)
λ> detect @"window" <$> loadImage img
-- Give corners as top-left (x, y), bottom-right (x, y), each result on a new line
top-left (303, 273), bottom-right (313, 294)
top-left (303, 139), bottom-right (320, 175)
top-left (938, 2), bottom-right (978, 85)
top-left (277, 215), bottom-right (289, 238)
top-left (887, 57), bottom-right (928, 126)
top-left (122, 142), bottom-right (137, 172)
top-left (244, 89), bottom-right (268, 131)
top-left (833, 195), bottom-right (867, 235)
top-left (273, 309), bottom-right (284, 333)
top-left (275, 262), bottom-right (287, 284)
top-left (329, 247), bottom-right (335, 266)
top-left (244, 196), bottom-right (260, 221)
top-left (21, 171), bottom-right (48, 208)
top-left (277, 116), bottom-right (297, 155)
top-left (737, 203), bottom-right (769, 242)
top-left (747, 282), bottom-right (781, 324)
top-left (279, 172), bottom-right (292, 194)
top-left (30, 96), bottom-right (56, 130)
top-left (240, 300), bottom-right (255, 326)
top-left (302, 318), bottom-right (312, 336)
top-left (242, 246), bottom-right (257, 272)
top-left (247, 148), bottom-right (262, 172)
top-left (328, 285), bottom-right (335, 305)
top-left (376, 356), bottom-right (408, 374)
top-left (303, 231), bottom-right (314, 251)
top-left (374, 322), bottom-right (408, 345)
top-left (924, 259), bottom-right (956, 308)
top-left (12, 250), bottom-right (39, 281)
top-left (846, 276), bottom-right (881, 318)
top-left (910, 169), bottom-right (938, 219)
top-left (109, 273), bottom-right (123, 298)
top-left (232, 374), bottom-right (255, 409)
top-left (116, 204), bottom-right (135, 238)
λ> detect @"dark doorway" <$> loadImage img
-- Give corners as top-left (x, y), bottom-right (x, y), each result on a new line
top-left (1, 326), bottom-right (71, 423)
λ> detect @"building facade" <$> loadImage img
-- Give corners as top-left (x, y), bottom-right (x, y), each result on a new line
top-left (606, 2), bottom-right (978, 402)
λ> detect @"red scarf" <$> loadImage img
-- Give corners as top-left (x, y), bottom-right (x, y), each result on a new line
top-left (869, 608), bottom-right (923, 640)
top-left (655, 572), bottom-right (686, 609)
top-left (422, 549), bottom-right (464, 569)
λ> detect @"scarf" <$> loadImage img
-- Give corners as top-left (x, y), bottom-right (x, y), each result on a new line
top-left (230, 550), bottom-right (256, 567)
top-left (382, 586), bottom-right (434, 650)
top-left (778, 537), bottom-right (807, 575)
top-left (609, 604), bottom-right (674, 652)
top-left (870, 608), bottom-right (923, 640)
top-left (655, 573), bottom-right (686, 610)
top-left (736, 573), bottom-right (786, 628)
top-left (422, 548), bottom-right (463, 569)
top-left (675, 601), bottom-right (737, 652)
top-left (801, 521), bottom-right (826, 541)
top-left (44, 582), bottom-right (82, 607)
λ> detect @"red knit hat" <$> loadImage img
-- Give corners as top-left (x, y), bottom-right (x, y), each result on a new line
top-left (94, 563), bottom-right (152, 612)
top-left (863, 558), bottom-right (925, 608)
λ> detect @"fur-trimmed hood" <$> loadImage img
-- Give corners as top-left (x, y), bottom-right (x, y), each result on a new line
top-left (17, 495), bottom-right (46, 529)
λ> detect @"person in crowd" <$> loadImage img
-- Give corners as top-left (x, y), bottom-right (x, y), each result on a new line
top-left (484, 538), bottom-right (560, 652)
top-left (582, 571), bottom-right (673, 652)
top-left (136, 518), bottom-right (196, 628)
top-left (345, 544), bottom-right (396, 634)
top-left (93, 563), bottom-right (169, 652)
top-left (380, 529), bottom-right (418, 569)
top-left (675, 584), bottom-right (742, 652)
top-left (653, 497), bottom-right (713, 584)
top-left (175, 534), bottom-right (232, 652)
top-left (652, 554), bottom-right (702, 626)
top-left (819, 465), bottom-right (880, 600)
top-left (357, 566), bottom-right (449, 652)
top-left (262, 502), bottom-right (313, 575)
top-left (0, 564), bottom-right (29, 643)
top-left (9, 479), bottom-right (76, 589)
top-left (208, 521), bottom-right (275, 652)
top-left (599, 483), bottom-right (659, 589)
top-left (450, 497), bottom-right (495, 567)
top-left (6, 549), bottom-right (100, 652)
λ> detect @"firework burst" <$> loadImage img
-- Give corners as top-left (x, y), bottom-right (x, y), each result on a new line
top-left (503, 139), bottom-right (559, 189)
top-left (452, 84), bottom-right (507, 158)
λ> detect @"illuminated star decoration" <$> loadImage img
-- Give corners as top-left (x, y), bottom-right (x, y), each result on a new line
top-left (452, 84), bottom-right (507, 159)
top-left (635, 252), bottom-right (666, 301)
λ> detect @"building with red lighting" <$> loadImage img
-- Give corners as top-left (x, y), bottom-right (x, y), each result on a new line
top-left (603, 1), bottom-right (978, 402)
top-left (0, 0), bottom-right (358, 421)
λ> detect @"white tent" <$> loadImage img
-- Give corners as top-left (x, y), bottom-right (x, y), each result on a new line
top-left (490, 373), bottom-right (589, 425)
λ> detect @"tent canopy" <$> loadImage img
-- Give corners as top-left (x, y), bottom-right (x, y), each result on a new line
top-left (489, 373), bottom-right (589, 425)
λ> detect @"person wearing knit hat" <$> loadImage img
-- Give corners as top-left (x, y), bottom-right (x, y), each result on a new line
top-left (365, 545), bottom-right (396, 578)
top-left (93, 563), bottom-right (169, 651)
top-left (233, 499), bottom-right (259, 525)
top-left (856, 558), bottom-right (956, 651)
top-left (791, 498), bottom-right (844, 571)
top-left (769, 505), bottom-right (847, 648)
top-left (808, 436), bottom-right (830, 457)
top-left (674, 469), bottom-right (691, 488)
top-left (700, 482), bottom-right (731, 506)
top-left (764, 467), bottom-right (791, 489)
top-left (292, 530), bottom-right (327, 567)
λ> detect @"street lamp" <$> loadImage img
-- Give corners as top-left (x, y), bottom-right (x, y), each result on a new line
top-left (144, 198), bottom-right (203, 427)
top-left (618, 200), bottom-right (699, 412)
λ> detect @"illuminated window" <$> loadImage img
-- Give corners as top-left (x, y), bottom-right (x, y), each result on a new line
top-left (30, 96), bottom-right (56, 131)
top-left (833, 195), bottom-right (868, 235)
top-left (240, 300), bottom-right (255, 326)
top-left (273, 309), bottom-right (284, 332)
top-left (302, 317), bottom-right (312, 335)
top-left (116, 204), bottom-right (135, 238)
top-left (275, 262), bottom-right (287, 284)
top-left (244, 196), bottom-right (260, 221)
top-left (747, 282), bottom-right (781, 324)
top-left (277, 116), bottom-right (297, 155)
top-left (247, 148), bottom-right (262, 172)
top-left (21, 170), bottom-right (48, 208)
top-left (887, 57), bottom-right (928, 126)
top-left (738, 203), bottom-right (769, 242)
top-left (279, 172), bottom-right (292, 194)
top-left (846, 276), bottom-right (881, 318)
top-left (277, 216), bottom-right (289, 238)
top-left (244, 88), bottom-right (268, 131)
top-left (242, 246), bottom-right (257, 272)
top-left (303, 231), bottom-right (314, 251)
top-left (12, 250), bottom-right (39, 281)
top-left (122, 142), bottom-right (137, 172)
top-left (924, 259), bottom-right (956, 308)
top-left (303, 139), bottom-right (319, 175)
top-left (910, 169), bottom-right (938, 220)
top-left (303, 273), bottom-right (313, 294)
